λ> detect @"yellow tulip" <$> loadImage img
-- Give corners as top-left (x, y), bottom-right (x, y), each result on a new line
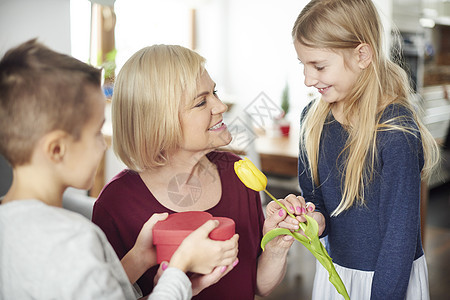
top-left (235, 157), bottom-right (350, 299)
top-left (234, 157), bottom-right (296, 219)
top-left (234, 157), bottom-right (267, 191)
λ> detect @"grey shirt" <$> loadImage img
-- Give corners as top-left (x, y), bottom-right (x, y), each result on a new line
top-left (0, 200), bottom-right (191, 300)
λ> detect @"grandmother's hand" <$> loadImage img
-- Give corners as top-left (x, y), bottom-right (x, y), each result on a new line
top-left (263, 194), bottom-right (315, 251)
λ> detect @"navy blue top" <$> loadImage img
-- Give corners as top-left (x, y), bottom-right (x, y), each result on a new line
top-left (298, 103), bottom-right (425, 299)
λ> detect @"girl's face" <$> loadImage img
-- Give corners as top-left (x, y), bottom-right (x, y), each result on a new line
top-left (64, 87), bottom-right (107, 190)
top-left (179, 70), bottom-right (230, 153)
top-left (294, 40), bottom-right (362, 106)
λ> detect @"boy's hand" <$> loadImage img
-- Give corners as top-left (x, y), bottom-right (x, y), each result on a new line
top-left (190, 262), bottom-right (238, 296)
top-left (169, 219), bottom-right (239, 274)
top-left (154, 259), bottom-right (239, 296)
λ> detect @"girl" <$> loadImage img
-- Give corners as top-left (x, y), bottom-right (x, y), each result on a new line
top-left (291, 0), bottom-right (439, 299)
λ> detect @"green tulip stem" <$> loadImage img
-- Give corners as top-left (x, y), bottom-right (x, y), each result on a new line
top-left (261, 216), bottom-right (350, 300)
top-left (264, 189), bottom-right (294, 218)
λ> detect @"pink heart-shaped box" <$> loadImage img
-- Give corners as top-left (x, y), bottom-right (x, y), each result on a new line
top-left (152, 211), bottom-right (235, 263)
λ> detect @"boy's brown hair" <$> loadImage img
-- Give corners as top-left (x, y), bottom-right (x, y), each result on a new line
top-left (0, 39), bottom-right (102, 167)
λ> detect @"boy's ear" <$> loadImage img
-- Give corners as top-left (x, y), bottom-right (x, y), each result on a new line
top-left (355, 43), bottom-right (373, 69)
top-left (42, 130), bottom-right (69, 163)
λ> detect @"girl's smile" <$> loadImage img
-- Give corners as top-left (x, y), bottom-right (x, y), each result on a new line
top-left (317, 86), bottom-right (331, 95)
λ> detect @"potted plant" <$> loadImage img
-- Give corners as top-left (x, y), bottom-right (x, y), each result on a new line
top-left (278, 83), bottom-right (290, 136)
top-left (99, 48), bottom-right (117, 99)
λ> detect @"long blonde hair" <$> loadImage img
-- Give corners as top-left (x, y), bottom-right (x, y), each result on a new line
top-left (292, 0), bottom-right (439, 216)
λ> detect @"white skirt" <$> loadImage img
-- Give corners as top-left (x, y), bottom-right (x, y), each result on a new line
top-left (312, 255), bottom-right (429, 300)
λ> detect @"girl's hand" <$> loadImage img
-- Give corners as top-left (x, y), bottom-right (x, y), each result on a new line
top-left (266, 194), bottom-right (307, 231)
top-left (265, 194), bottom-right (325, 238)
top-left (169, 219), bottom-right (239, 274)
top-left (307, 209), bottom-right (326, 237)
top-left (263, 194), bottom-right (307, 251)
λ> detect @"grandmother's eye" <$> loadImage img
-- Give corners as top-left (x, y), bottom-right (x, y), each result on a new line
top-left (195, 99), bottom-right (207, 108)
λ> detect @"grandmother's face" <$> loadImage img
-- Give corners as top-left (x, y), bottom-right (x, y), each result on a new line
top-left (179, 70), bottom-right (231, 153)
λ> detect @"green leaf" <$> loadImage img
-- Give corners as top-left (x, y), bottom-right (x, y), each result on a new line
top-left (303, 214), bottom-right (318, 237)
top-left (261, 228), bottom-right (292, 251)
top-left (281, 83), bottom-right (289, 115)
top-left (261, 215), bottom-right (350, 300)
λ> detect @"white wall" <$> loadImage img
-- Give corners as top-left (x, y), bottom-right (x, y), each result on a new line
top-left (105, 0), bottom-right (316, 182)
top-left (195, 0), bottom-right (392, 124)
top-left (0, 0), bottom-right (394, 184)
top-left (112, 0), bottom-right (317, 126)
top-left (195, 0), bottom-right (312, 124)
top-left (105, 0), bottom-right (393, 182)
top-left (112, 0), bottom-right (392, 126)
top-left (0, 0), bottom-right (71, 56)
top-left (0, 0), bottom-right (392, 121)
top-left (0, 0), bottom-right (72, 194)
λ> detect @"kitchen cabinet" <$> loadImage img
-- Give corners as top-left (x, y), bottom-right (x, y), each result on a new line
top-left (420, 84), bottom-right (450, 188)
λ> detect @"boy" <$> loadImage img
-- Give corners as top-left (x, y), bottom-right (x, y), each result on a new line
top-left (0, 39), bottom-right (238, 299)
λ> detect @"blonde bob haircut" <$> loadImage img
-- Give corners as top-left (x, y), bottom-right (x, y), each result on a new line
top-left (112, 44), bottom-right (206, 171)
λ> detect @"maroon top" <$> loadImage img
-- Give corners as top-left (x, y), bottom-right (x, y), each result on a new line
top-left (92, 151), bottom-right (265, 299)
